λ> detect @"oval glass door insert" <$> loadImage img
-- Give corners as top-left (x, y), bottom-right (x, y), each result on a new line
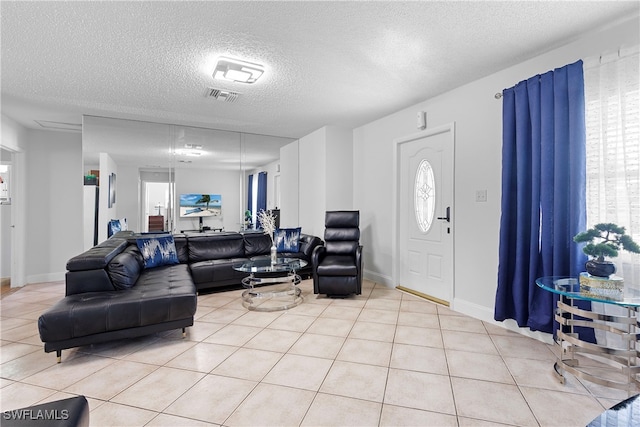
top-left (414, 159), bottom-right (435, 233)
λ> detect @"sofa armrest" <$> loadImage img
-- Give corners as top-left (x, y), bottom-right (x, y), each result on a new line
top-left (65, 270), bottom-right (116, 296)
top-left (311, 245), bottom-right (326, 271)
top-left (356, 245), bottom-right (363, 274)
top-left (66, 240), bottom-right (128, 271)
top-left (299, 234), bottom-right (324, 261)
top-left (311, 245), bottom-right (326, 292)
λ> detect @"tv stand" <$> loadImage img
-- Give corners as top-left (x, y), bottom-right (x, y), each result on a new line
top-left (179, 216), bottom-right (223, 233)
top-left (180, 228), bottom-right (224, 233)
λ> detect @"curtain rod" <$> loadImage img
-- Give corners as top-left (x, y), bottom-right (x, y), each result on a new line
top-left (495, 46), bottom-right (638, 100)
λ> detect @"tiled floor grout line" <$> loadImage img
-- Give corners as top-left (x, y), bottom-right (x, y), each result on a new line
top-left (282, 294), bottom-right (355, 427)
top-left (226, 311), bottom-right (300, 427)
top-left (1, 280), bottom-right (628, 426)
top-left (439, 312), bottom-right (460, 425)
top-left (485, 332), bottom-right (537, 426)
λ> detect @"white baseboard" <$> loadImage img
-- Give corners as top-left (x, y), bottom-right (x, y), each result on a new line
top-left (26, 272), bottom-right (65, 285)
top-left (361, 273), bottom-right (553, 345)
top-left (451, 297), bottom-right (554, 345)
top-left (450, 297), bottom-right (494, 322)
top-left (364, 269), bottom-right (393, 287)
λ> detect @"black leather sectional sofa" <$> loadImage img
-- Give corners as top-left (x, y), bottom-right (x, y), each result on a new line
top-left (185, 231), bottom-right (322, 289)
top-left (37, 230), bottom-right (322, 361)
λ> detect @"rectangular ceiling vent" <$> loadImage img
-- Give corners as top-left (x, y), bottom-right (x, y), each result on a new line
top-left (205, 88), bottom-right (240, 103)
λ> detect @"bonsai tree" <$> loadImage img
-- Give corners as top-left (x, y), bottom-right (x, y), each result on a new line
top-left (573, 223), bottom-right (640, 261)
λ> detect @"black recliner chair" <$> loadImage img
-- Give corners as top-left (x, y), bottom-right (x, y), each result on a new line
top-left (312, 210), bottom-right (362, 297)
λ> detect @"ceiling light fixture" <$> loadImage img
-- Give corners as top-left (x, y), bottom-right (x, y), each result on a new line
top-left (173, 144), bottom-right (204, 157)
top-left (213, 57), bottom-right (264, 84)
top-left (174, 149), bottom-right (202, 157)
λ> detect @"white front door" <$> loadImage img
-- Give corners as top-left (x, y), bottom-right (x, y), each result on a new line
top-left (396, 124), bottom-right (454, 304)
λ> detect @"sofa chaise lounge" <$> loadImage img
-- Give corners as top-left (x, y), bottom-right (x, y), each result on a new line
top-left (38, 229), bottom-right (322, 361)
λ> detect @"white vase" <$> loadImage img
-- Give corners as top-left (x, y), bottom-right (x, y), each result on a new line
top-left (271, 244), bottom-right (277, 264)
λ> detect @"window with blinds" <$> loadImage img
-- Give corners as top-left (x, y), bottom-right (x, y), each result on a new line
top-left (584, 46), bottom-right (640, 284)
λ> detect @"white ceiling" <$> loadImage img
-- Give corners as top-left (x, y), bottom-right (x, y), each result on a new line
top-left (2, 1), bottom-right (639, 166)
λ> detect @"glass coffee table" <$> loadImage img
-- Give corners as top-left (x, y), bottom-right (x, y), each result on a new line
top-left (233, 256), bottom-right (307, 311)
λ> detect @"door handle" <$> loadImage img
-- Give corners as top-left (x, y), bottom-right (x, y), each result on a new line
top-left (437, 207), bottom-right (450, 223)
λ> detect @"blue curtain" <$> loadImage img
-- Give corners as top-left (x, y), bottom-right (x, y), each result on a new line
top-left (256, 172), bottom-right (267, 228)
top-left (495, 60), bottom-right (588, 334)
top-left (247, 174), bottom-right (253, 218)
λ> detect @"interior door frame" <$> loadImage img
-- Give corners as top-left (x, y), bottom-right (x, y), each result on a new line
top-left (139, 170), bottom-right (174, 233)
top-left (6, 148), bottom-right (26, 287)
top-left (392, 122), bottom-right (455, 299)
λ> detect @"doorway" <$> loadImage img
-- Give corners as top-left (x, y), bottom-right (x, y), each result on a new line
top-left (1, 152), bottom-right (12, 287)
top-left (144, 182), bottom-right (170, 232)
top-left (140, 171), bottom-right (173, 233)
top-left (1, 148), bottom-right (25, 288)
top-left (394, 123), bottom-right (455, 305)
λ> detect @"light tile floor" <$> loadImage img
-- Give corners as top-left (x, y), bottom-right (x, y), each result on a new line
top-left (0, 279), bottom-right (632, 426)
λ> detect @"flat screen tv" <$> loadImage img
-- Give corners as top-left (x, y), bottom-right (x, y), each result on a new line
top-left (179, 194), bottom-right (222, 217)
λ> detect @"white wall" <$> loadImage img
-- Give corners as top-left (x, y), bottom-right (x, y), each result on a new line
top-left (117, 164), bottom-right (141, 232)
top-left (174, 168), bottom-right (241, 232)
top-left (354, 117), bottom-right (402, 286)
top-left (326, 126), bottom-right (353, 211)
top-left (1, 115), bottom-right (25, 152)
top-left (297, 125), bottom-right (354, 237)
top-left (279, 140), bottom-right (299, 228)
top-left (25, 129), bottom-right (83, 283)
top-left (98, 153), bottom-right (117, 243)
top-left (353, 17), bottom-right (640, 329)
top-left (299, 128), bottom-right (326, 237)
top-left (263, 160), bottom-right (280, 211)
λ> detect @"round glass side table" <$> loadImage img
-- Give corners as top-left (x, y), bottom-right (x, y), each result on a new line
top-left (233, 256), bottom-right (307, 312)
top-left (536, 276), bottom-right (640, 394)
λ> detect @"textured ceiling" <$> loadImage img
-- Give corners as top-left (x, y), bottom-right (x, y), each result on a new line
top-left (2, 1), bottom-right (639, 162)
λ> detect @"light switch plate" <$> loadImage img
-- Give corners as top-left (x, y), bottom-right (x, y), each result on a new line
top-left (476, 190), bottom-right (487, 202)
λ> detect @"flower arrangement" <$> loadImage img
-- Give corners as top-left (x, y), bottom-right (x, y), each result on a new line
top-left (257, 209), bottom-right (278, 264)
top-left (256, 209), bottom-right (277, 244)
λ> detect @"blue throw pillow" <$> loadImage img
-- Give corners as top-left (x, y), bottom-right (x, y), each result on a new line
top-left (108, 218), bottom-right (128, 237)
top-left (135, 234), bottom-right (179, 269)
top-left (108, 220), bottom-right (121, 237)
top-left (274, 227), bottom-right (301, 253)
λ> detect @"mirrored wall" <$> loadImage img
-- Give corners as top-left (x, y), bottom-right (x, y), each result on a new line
top-left (81, 115), bottom-right (295, 243)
